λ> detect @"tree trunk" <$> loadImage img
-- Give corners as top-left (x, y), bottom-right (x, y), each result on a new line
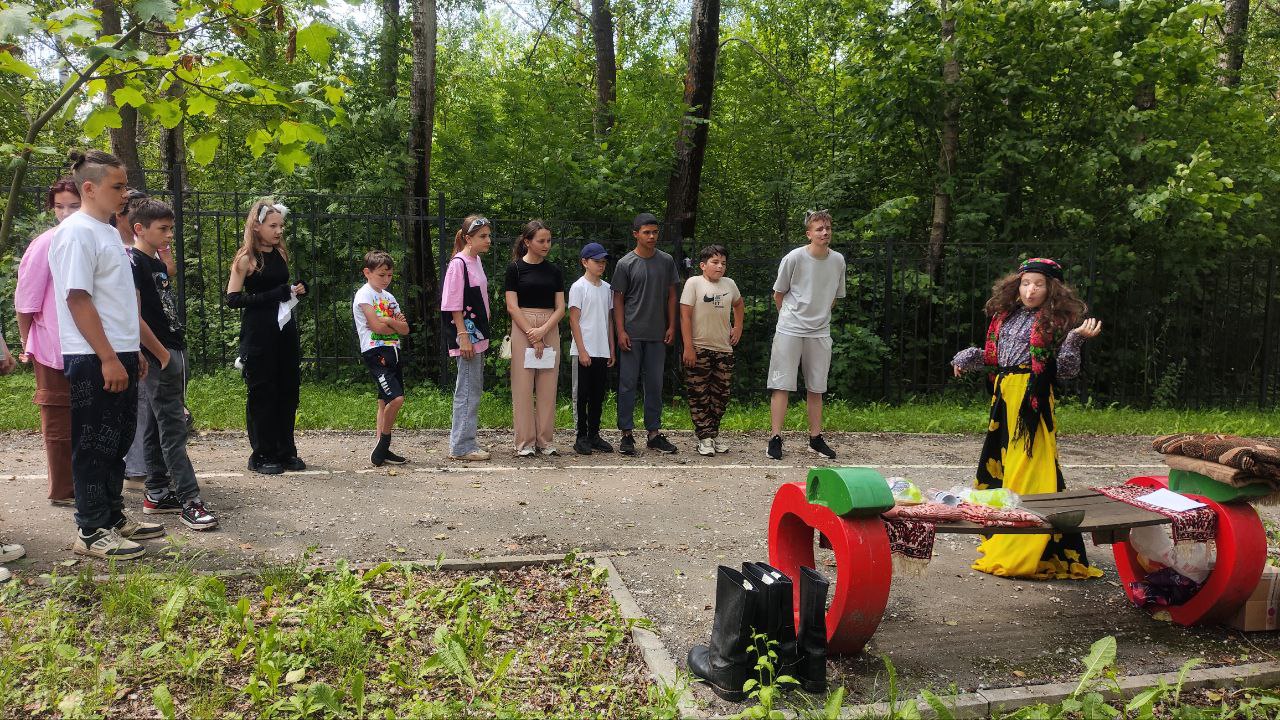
top-left (662, 0), bottom-right (720, 259)
top-left (590, 0), bottom-right (617, 138)
top-left (1218, 0), bottom-right (1249, 87)
top-left (380, 0), bottom-right (401, 97)
top-left (95, 0), bottom-right (145, 190)
top-left (404, 0), bottom-right (439, 352)
top-left (926, 0), bottom-right (959, 279)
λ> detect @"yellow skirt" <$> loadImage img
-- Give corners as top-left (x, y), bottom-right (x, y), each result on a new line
top-left (972, 371), bottom-right (1102, 580)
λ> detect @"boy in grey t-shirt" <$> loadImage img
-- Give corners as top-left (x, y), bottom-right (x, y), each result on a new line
top-left (612, 212), bottom-right (679, 455)
top-left (766, 210), bottom-right (846, 461)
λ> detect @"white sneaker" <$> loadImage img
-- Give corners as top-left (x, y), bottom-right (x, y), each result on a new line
top-left (697, 438), bottom-right (715, 456)
top-left (74, 528), bottom-right (145, 560)
top-left (451, 449), bottom-right (491, 461)
top-left (0, 543), bottom-right (25, 563)
top-left (516, 447), bottom-right (536, 457)
top-left (539, 446), bottom-right (559, 457)
top-left (713, 437), bottom-right (729, 453)
top-left (0, 566), bottom-right (10, 583)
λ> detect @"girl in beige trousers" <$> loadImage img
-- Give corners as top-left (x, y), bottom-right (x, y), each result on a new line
top-left (504, 220), bottom-right (566, 455)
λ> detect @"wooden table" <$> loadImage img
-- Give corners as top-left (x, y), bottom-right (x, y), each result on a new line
top-left (767, 475), bottom-right (1267, 657)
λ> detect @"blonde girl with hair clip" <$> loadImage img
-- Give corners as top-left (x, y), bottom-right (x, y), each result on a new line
top-left (441, 214), bottom-right (493, 461)
top-left (226, 198), bottom-right (307, 475)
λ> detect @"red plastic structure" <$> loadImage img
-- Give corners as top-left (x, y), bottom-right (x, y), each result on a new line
top-left (1112, 475), bottom-right (1266, 626)
top-left (767, 481), bottom-right (893, 655)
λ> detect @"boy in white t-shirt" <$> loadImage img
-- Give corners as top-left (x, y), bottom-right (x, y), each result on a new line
top-left (568, 242), bottom-right (616, 455)
top-left (51, 149), bottom-right (164, 561)
top-left (353, 250), bottom-right (411, 466)
top-left (766, 209), bottom-right (847, 461)
top-left (680, 245), bottom-right (744, 456)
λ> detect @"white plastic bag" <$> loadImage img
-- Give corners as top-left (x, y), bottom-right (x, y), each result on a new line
top-left (1128, 525), bottom-right (1216, 584)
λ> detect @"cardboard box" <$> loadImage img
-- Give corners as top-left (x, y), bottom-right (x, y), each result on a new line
top-left (1227, 565), bottom-right (1280, 631)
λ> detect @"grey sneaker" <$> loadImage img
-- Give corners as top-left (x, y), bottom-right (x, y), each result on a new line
top-left (713, 437), bottom-right (729, 453)
top-left (0, 542), bottom-right (25, 563)
top-left (74, 528), bottom-right (145, 560)
top-left (115, 514), bottom-right (166, 540)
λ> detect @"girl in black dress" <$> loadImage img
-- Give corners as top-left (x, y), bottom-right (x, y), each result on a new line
top-left (226, 198), bottom-right (307, 475)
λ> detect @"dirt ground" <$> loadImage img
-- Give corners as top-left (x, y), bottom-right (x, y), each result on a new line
top-left (2, 429), bottom-right (1278, 712)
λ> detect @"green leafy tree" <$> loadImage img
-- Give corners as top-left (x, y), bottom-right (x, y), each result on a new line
top-left (0, 0), bottom-right (346, 252)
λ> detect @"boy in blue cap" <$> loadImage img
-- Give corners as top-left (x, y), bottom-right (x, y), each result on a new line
top-left (569, 242), bottom-right (617, 454)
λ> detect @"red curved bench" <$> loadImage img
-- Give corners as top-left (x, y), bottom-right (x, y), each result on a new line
top-left (767, 481), bottom-right (892, 656)
top-left (1111, 475), bottom-right (1266, 626)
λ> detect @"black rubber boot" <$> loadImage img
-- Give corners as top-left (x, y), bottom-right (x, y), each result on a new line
top-left (687, 565), bottom-right (760, 702)
top-left (796, 566), bottom-right (829, 694)
top-left (742, 562), bottom-right (798, 684)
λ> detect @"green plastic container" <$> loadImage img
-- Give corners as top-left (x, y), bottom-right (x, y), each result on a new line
top-left (805, 467), bottom-right (895, 517)
top-left (1167, 469), bottom-right (1273, 504)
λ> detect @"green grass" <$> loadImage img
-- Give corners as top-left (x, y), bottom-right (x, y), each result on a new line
top-left (0, 557), bottom-right (675, 718)
top-left (2, 369), bottom-right (1278, 435)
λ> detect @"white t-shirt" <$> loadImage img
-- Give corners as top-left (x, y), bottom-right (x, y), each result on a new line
top-left (49, 211), bottom-right (140, 355)
top-left (773, 246), bottom-right (847, 338)
top-left (352, 283), bottom-right (402, 351)
top-left (568, 276), bottom-right (613, 357)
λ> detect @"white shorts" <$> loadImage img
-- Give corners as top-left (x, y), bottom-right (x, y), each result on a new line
top-left (766, 333), bottom-right (832, 393)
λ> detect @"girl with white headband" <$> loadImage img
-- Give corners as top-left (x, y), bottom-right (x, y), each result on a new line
top-left (226, 197), bottom-right (307, 475)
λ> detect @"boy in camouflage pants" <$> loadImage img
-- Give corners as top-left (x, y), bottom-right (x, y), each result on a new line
top-left (680, 245), bottom-right (744, 456)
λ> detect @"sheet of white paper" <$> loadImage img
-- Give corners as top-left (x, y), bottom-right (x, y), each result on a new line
top-left (277, 294), bottom-right (299, 330)
top-left (1134, 488), bottom-right (1206, 513)
top-left (523, 347), bottom-right (556, 369)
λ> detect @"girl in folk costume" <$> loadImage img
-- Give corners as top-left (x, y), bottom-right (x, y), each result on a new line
top-left (951, 258), bottom-right (1103, 579)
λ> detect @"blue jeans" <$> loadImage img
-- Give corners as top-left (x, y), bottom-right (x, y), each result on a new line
top-left (65, 352), bottom-right (139, 532)
top-left (617, 340), bottom-right (666, 433)
top-left (450, 353), bottom-right (484, 455)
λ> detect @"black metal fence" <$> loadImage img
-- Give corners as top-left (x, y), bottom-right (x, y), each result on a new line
top-left (4, 167), bottom-right (1278, 408)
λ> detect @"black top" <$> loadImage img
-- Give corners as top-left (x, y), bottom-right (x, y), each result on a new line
top-left (130, 248), bottom-right (184, 350)
top-left (239, 248), bottom-right (295, 352)
top-left (503, 259), bottom-right (564, 309)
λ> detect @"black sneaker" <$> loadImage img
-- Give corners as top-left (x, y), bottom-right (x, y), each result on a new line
top-left (619, 433), bottom-right (636, 456)
top-left (383, 448), bottom-right (407, 464)
top-left (283, 457), bottom-right (307, 472)
top-left (646, 433), bottom-right (678, 454)
top-left (180, 499), bottom-right (218, 531)
top-left (573, 437), bottom-right (593, 455)
top-left (143, 491), bottom-right (182, 515)
top-left (251, 460), bottom-right (284, 475)
top-left (809, 434), bottom-right (837, 460)
top-left (767, 435), bottom-right (783, 461)
top-left (370, 445), bottom-right (387, 467)
top-left (589, 435), bottom-right (614, 453)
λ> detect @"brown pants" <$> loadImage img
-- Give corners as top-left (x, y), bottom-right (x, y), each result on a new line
top-left (510, 308), bottom-right (560, 453)
top-left (34, 360), bottom-right (73, 501)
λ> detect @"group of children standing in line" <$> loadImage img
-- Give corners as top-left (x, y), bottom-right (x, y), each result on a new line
top-left (430, 209), bottom-right (848, 465)
top-left (0, 149), bottom-right (1107, 586)
top-left (5, 150), bottom-right (217, 566)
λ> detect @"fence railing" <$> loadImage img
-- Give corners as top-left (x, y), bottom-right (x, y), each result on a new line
top-left (4, 167), bottom-right (1277, 408)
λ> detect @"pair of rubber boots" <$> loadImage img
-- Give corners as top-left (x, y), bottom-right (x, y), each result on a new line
top-left (687, 562), bottom-right (829, 702)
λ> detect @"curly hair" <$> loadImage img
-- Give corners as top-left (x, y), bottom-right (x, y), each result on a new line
top-left (984, 271), bottom-right (1087, 337)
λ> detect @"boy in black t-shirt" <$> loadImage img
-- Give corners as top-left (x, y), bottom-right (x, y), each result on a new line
top-left (130, 199), bottom-right (217, 531)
